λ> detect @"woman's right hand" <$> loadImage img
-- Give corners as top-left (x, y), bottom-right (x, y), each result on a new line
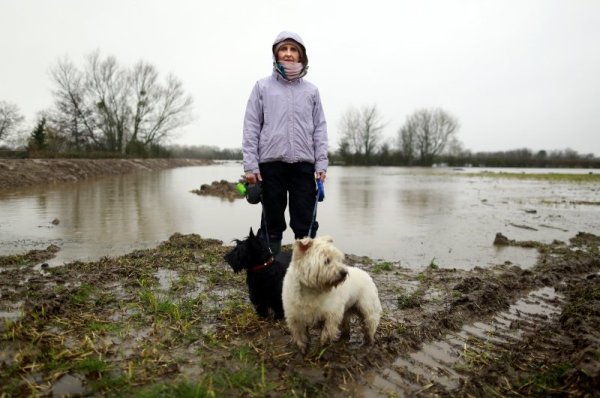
top-left (245, 171), bottom-right (262, 185)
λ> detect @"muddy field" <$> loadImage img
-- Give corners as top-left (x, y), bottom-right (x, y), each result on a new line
top-left (1, 230), bottom-right (599, 397)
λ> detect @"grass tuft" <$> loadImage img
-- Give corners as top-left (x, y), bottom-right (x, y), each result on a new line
top-left (372, 261), bottom-right (394, 273)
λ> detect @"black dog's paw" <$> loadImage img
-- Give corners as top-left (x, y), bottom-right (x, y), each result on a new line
top-left (255, 305), bottom-right (270, 319)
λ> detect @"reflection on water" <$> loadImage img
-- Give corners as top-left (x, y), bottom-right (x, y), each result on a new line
top-left (1, 163), bottom-right (598, 269)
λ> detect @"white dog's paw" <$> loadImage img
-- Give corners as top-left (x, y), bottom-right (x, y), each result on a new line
top-left (289, 326), bottom-right (310, 354)
top-left (291, 338), bottom-right (308, 355)
top-left (320, 325), bottom-right (340, 346)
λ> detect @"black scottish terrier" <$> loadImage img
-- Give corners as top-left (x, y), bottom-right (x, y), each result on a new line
top-left (224, 228), bottom-right (290, 319)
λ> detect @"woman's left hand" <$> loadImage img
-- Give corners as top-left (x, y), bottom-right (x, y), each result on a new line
top-left (316, 171), bottom-right (326, 182)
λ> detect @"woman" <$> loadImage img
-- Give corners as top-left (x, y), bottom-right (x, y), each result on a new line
top-left (242, 31), bottom-right (328, 255)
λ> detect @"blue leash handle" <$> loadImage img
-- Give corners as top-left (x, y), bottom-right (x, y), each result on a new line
top-left (316, 179), bottom-right (325, 202)
top-left (308, 179), bottom-right (324, 238)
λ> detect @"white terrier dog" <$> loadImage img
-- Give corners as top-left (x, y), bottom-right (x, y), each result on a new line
top-left (282, 236), bottom-right (382, 354)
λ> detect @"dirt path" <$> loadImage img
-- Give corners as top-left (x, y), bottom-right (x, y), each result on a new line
top-left (0, 232), bottom-right (599, 397)
top-left (0, 158), bottom-right (212, 190)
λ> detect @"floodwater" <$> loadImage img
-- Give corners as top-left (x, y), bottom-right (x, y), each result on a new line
top-left (0, 163), bottom-right (598, 269)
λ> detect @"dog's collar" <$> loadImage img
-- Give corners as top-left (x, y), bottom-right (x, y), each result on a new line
top-left (251, 256), bottom-right (274, 272)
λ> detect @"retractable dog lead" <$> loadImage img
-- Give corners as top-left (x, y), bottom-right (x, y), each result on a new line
top-left (307, 178), bottom-right (325, 239)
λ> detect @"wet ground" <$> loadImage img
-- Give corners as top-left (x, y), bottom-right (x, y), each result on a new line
top-left (1, 231), bottom-right (599, 397)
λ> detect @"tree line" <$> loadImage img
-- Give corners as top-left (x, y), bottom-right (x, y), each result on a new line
top-left (162, 143), bottom-right (600, 169)
top-left (333, 105), bottom-right (599, 168)
top-left (337, 105), bottom-right (461, 166)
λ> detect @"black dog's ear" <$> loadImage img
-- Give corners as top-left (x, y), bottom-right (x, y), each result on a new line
top-left (249, 227), bottom-right (255, 238)
top-left (224, 240), bottom-right (245, 273)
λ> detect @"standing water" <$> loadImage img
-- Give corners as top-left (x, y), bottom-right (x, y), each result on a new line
top-left (0, 162), bottom-right (598, 269)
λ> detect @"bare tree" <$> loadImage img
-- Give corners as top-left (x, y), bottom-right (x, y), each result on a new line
top-left (360, 105), bottom-right (385, 162)
top-left (130, 61), bottom-right (159, 145)
top-left (398, 108), bottom-right (459, 165)
top-left (338, 105), bottom-right (385, 164)
top-left (133, 70), bottom-right (193, 146)
top-left (0, 101), bottom-right (25, 141)
top-left (86, 52), bottom-right (131, 153)
top-left (398, 123), bottom-right (416, 164)
top-left (338, 106), bottom-right (361, 154)
top-left (49, 52), bottom-right (193, 154)
top-left (50, 57), bottom-right (99, 149)
top-left (444, 135), bottom-right (465, 157)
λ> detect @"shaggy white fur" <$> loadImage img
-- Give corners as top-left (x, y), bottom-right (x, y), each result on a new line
top-left (282, 235), bottom-right (382, 354)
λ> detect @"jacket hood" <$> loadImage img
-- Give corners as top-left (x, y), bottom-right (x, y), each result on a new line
top-left (272, 31), bottom-right (308, 69)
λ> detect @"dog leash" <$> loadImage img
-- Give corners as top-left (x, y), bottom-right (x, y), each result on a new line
top-left (307, 178), bottom-right (325, 238)
top-left (260, 205), bottom-right (273, 254)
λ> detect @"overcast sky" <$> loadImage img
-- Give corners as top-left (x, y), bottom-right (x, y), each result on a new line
top-left (2, 0), bottom-right (599, 156)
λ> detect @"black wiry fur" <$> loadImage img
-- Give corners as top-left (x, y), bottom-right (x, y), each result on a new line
top-left (224, 228), bottom-right (290, 319)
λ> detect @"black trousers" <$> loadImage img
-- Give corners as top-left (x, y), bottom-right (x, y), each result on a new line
top-left (259, 161), bottom-right (318, 241)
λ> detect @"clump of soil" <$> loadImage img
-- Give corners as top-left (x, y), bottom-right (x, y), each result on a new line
top-left (0, 244), bottom-right (59, 267)
top-left (192, 179), bottom-right (245, 201)
top-left (493, 232), bottom-right (544, 248)
top-left (0, 232), bottom-right (599, 397)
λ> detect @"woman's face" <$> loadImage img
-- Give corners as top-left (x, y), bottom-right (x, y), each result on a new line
top-left (277, 42), bottom-right (301, 63)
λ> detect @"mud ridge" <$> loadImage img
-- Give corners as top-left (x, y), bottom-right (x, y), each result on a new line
top-left (0, 158), bottom-right (212, 190)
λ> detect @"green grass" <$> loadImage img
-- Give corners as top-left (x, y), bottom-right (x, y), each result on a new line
top-left (89, 373), bottom-right (131, 393)
top-left (70, 283), bottom-right (95, 306)
top-left (519, 362), bottom-right (573, 394)
top-left (231, 344), bottom-right (255, 363)
top-left (428, 258), bottom-right (439, 269)
top-left (41, 345), bottom-right (71, 372)
top-left (136, 381), bottom-right (213, 398)
top-left (135, 357), bottom-right (271, 397)
top-left (283, 373), bottom-right (328, 398)
top-left (85, 320), bottom-right (122, 333)
top-left (170, 273), bottom-right (198, 292)
top-left (211, 364), bottom-right (270, 395)
top-left (372, 261), bottom-right (394, 273)
top-left (138, 289), bottom-right (198, 321)
top-left (463, 171), bottom-right (600, 183)
top-left (397, 290), bottom-right (424, 309)
top-left (75, 356), bottom-right (110, 374)
top-left (0, 254), bottom-right (30, 267)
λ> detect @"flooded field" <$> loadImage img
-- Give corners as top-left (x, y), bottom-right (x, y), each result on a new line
top-left (1, 163), bottom-right (598, 269)
top-left (1, 164), bottom-right (599, 396)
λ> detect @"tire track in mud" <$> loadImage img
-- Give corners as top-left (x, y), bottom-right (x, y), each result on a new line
top-left (354, 286), bottom-right (564, 397)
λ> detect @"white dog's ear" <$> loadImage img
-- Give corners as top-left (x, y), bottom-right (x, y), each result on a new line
top-left (295, 237), bottom-right (313, 255)
top-left (322, 235), bottom-right (334, 243)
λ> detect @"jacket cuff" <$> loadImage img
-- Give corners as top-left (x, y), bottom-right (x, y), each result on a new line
top-left (244, 167), bottom-right (260, 174)
top-left (315, 160), bottom-right (328, 173)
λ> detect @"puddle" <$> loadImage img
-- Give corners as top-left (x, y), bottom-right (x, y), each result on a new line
top-left (0, 309), bottom-right (23, 322)
top-left (184, 280), bottom-right (209, 298)
top-left (50, 373), bottom-right (87, 397)
top-left (354, 286), bottom-right (564, 396)
top-left (155, 268), bottom-right (179, 291)
top-left (0, 301), bottom-right (24, 322)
